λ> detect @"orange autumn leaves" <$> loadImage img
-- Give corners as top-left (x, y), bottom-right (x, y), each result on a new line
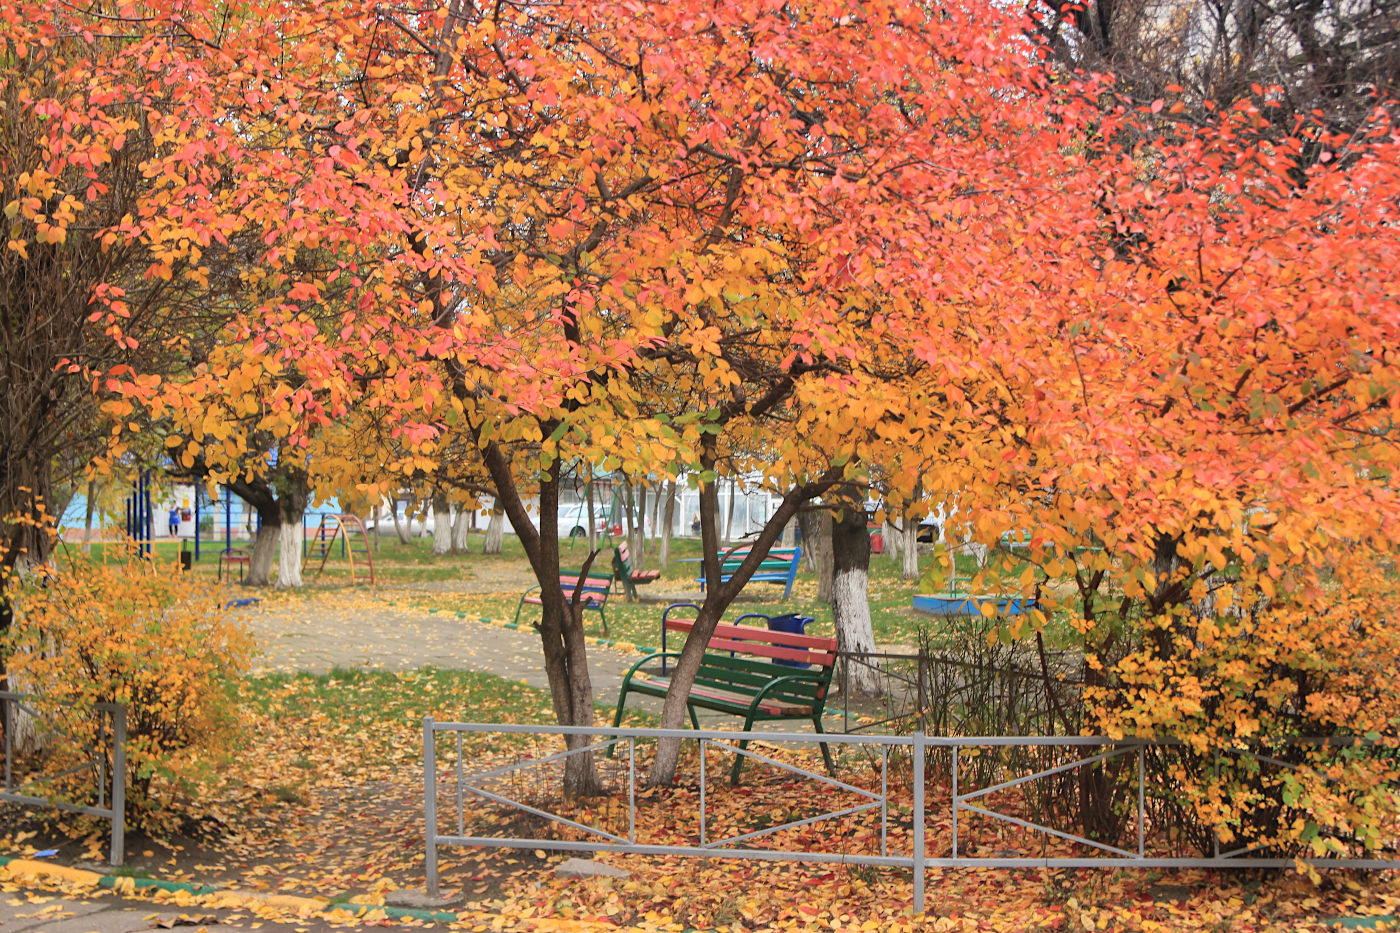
top-left (5, 0), bottom-right (1398, 853)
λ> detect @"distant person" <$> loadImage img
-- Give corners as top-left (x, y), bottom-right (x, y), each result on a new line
top-left (690, 512), bottom-right (701, 535)
top-left (168, 506), bottom-right (180, 538)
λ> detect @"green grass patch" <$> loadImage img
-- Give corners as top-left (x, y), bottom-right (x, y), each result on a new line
top-left (237, 666), bottom-right (645, 772)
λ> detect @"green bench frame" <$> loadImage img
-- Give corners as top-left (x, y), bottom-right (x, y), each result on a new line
top-left (513, 569), bottom-right (614, 635)
top-left (611, 610), bottom-right (838, 783)
top-left (696, 545), bottom-right (802, 599)
top-left (613, 542), bottom-right (660, 600)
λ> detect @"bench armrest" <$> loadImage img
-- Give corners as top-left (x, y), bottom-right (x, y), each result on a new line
top-left (746, 672), bottom-right (831, 716)
top-left (512, 584), bottom-right (544, 628)
top-left (619, 651), bottom-right (682, 687)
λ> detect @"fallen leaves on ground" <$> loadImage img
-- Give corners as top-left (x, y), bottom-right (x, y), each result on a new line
top-left (3, 589), bottom-right (1399, 930)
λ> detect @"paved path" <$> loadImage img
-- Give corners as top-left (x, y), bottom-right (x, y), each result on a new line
top-left (230, 592), bottom-right (850, 724)
top-left (233, 594), bottom-right (651, 709)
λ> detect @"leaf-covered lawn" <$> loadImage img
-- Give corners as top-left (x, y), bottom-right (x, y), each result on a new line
top-left (6, 666), bottom-right (1399, 930)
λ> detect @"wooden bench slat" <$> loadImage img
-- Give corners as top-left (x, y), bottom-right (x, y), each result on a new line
top-left (634, 674), bottom-right (815, 713)
top-left (522, 592), bottom-right (607, 606)
top-left (701, 638), bottom-right (837, 667)
top-left (697, 651), bottom-right (831, 675)
top-left (613, 544), bottom-right (662, 601)
top-left (666, 618), bottom-right (837, 651)
top-left (630, 677), bottom-right (814, 716)
top-left (690, 667), bottom-right (803, 694)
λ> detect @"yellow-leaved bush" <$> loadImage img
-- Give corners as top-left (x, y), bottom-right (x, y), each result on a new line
top-left (3, 552), bottom-right (252, 831)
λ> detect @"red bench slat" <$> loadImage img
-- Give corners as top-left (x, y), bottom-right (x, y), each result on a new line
top-left (666, 617), bottom-right (837, 652)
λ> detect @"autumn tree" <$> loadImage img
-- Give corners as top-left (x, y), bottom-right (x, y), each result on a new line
top-left (918, 66), bottom-right (1400, 849)
top-left (0, 0), bottom-right (265, 638)
top-left (296, 0), bottom-right (1099, 788)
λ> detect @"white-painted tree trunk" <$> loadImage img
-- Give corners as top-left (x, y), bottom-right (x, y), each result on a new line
top-left (483, 508), bottom-right (504, 554)
top-left (832, 568), bottom-right (882, 696)
top-left (831, 497), bottom-right (882, 696)
top-left (276, 516), bottom-right (304, 589)
top-left (451, 504), bottom-right (471, 552)
top-left (901, 520), bottom-right (919, 580)
top-left (245, 520), bottom-right (280, 586)
top-left (432, 491), bottom-right (452, 555)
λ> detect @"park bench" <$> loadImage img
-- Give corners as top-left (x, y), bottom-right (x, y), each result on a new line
top-left (695, 545), bottom-right (802, 600)
top-left (217, 547), bottom-right (251, 583)
top-left (611, 606), bottom-right (838, 783)
top-left (513, 569), bottom-right (614, 635)
top-left (612, 542), bottom-right (661, 600)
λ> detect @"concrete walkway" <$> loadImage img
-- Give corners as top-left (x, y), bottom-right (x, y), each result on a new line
top-left (231, 592), bottom-right (858, 726)
top-left (234, 595), bottom-right (648, 707)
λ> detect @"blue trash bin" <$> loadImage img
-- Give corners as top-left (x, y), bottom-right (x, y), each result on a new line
top-left (765, 614), bottom-right (813, 667)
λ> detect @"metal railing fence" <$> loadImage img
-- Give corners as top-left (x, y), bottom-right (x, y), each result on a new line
top-left (424, 722), bottom-right (1399, 914)
top-left (1, 691), bottom-right (126, 865)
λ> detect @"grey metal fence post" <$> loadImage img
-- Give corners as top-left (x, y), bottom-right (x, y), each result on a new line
top-left (951, 744), bottom-right (959, 859)
top-left (4, 694), bottom-right (12, 790)
top-left (1137, 746), bottom-right (1145, 858)
top-left (1212, 751), bottom-right (1220, 860)
top-left (110, 705), bottom-right (126, 866)
top-left (424, 717), bottom-right (438, 896)
top-left (917, 651), bottom-right (927, 733)
top-left (912, 731), bottom-right (924, 914)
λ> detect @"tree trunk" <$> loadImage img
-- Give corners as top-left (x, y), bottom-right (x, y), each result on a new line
top-left (475, 438), bottom-right (602, 796)
top-left (901, 519), bottom-right (919, 580)
top-left (620, 476), bottom-right (637, 554)
top-left (482, 506), bottom-right (504, 554)
top-left (451, 503), bottom-right (471, 553)
top-left (0, 460), bottom-right (56, 690)
top-left (799, 509), bottom-right (835, 602)
top-left (585, 475), bottom-right (597, 551)
top-left (246, 519), bottom-right (280, 586)
top-left (649, 483), bottom-right (662, 544)
top-left (390, 497), bottom-right (412, 545)
top-left (223, 480), bottom-right (282, 587)
top-left (276, 516), bottom-right (304, 588)
top-left (432, 489), bottom-right (452, 555)
top-left (372, 505), bottom-right (381, 549)
top-left (82, 479), bottom-right (97, 555)
top-left (723, 477), bottom-right (738, 544)
top-left (831, 492), bottom-right (882, 696)
top-left (274, 472), bottom-right (308, 589)
top-left (658, 480), bottom-right (677, 568)
top-left (634, 484), bottom-right (647, 566)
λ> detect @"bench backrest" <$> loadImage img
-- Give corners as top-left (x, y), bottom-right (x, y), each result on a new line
top-left (615, 543), bottom-right (637, 573)
top-left (559, 572), bottom-right (612, 594)
top-left (664, 617), bottom-right (837, 669)
top-left (664, 617), bottom-right (836, 705)
top-left (716, 546), bottom-right (800, 571)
